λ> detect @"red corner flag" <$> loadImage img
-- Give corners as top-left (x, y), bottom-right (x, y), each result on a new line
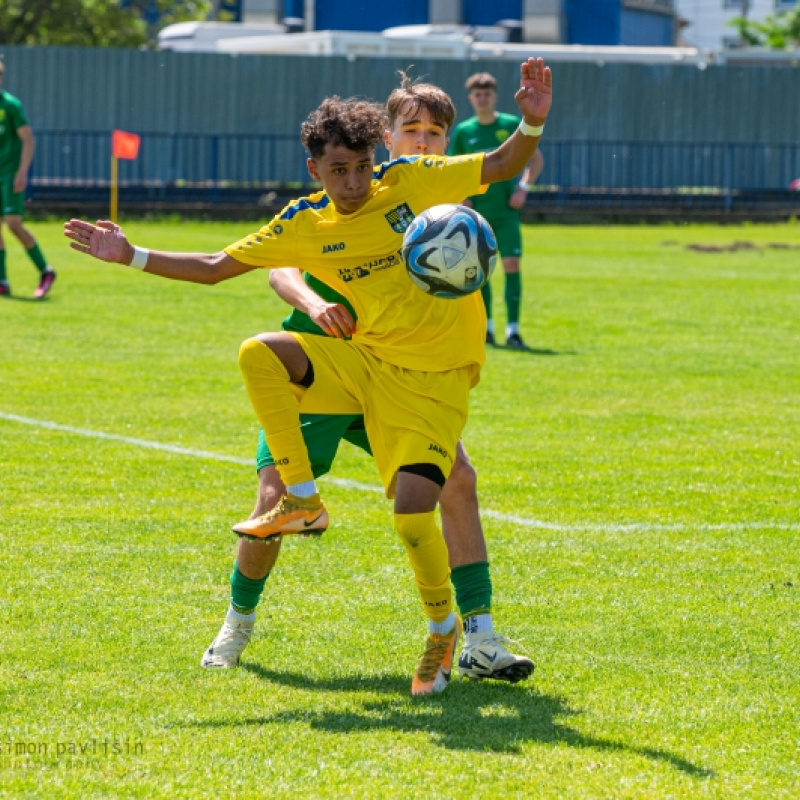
top-left (112, 130), bottom-right (141, 160)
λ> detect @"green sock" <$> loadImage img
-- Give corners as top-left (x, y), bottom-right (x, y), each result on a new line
top-left (0, 250), bottom-right (6, 283)
top-left (26, 242), bottom-right (48, 274)
top-left (230, 561), bottom-right (269, 614)
top-left (451, 560), bottom-right (492, 618)
top-left (505, 272), bottom-right (522, 325)
top-left (480, 279), bottom-right (492, 322)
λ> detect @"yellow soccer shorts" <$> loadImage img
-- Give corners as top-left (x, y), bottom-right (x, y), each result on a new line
top-left (289, 333), bottom-right (472, 498)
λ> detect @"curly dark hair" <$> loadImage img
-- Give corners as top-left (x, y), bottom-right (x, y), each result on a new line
top-left (386, 70), bottom-right (456, 133)
top-left (301, 96), bottom-right (387, 159)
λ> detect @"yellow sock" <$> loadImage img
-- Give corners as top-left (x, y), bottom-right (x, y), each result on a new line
top-left (238, 338), bottom-right (313, 486)
top-left (394, 511), bottom-right (452, 623)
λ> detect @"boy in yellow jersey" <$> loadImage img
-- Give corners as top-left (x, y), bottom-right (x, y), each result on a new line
top-left (64, 57), bottom-right (552, 696)
top-left (203, 75), bottom-right (533, 686)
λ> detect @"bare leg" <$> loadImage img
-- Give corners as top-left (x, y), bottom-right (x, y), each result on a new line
top-left (201, 465), bottom-right (288, 667)
top-left (440, 441), bottom-right (486, 568)
top-left (5, 215), bottom-right (36, 250)
top-left (236, 465), bottom-right (286, 579)
top-left (503, 255), bottom-right (520, 276)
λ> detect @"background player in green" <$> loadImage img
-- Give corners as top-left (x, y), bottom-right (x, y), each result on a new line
top-left (449, 71), bottom-right (544, 349)
top-left (0, 61), bottom-right (56, 299)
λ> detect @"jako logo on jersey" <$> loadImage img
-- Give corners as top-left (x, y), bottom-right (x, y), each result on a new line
top-left (322, 242), bottom-right (346, 253)
top-left (385, 203), bottom-right (414, 233)
top-left (275, 457), bottom-right (289, 466)
top-left (428, 443), bottom-right (448, 458)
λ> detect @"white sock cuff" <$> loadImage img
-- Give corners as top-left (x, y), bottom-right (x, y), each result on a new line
top-left (428, 611), bottom-right (456, 636)
top-left (287, 480), bottom-right (317, 498)
top-left (227, 606), bottom-right (256, 624)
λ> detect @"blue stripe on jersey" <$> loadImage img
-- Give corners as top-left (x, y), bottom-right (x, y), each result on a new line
top-left (280, 194), bottom-right (331, 221)
top-left (373, 155), bottom-right (421, 180)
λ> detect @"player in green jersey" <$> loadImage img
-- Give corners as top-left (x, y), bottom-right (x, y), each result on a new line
top-left (201, 75), bottom-right (535, 684)
top-left (0, 62), bottom-right (56, 299)
top-left (449, 71), bottom-right (544, 349)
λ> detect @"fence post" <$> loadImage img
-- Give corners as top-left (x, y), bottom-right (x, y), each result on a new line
top-left (724, 144), bottom-right (733, 213)
top-left (210, 135), bottom-right (219, 205)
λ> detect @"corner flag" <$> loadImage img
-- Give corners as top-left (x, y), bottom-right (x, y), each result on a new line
top-left (110, 130), bottom-right (141, 221)
top-left (112, 130), bottom-right (141, 160)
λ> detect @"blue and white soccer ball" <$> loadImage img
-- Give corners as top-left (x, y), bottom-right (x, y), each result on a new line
top-left (402, 204), bottom-right (497, 299)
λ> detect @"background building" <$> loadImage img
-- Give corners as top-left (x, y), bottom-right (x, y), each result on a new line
top-left (222, 0), bottom-right (680, 45)
top-left (677, 0), bottom-right (798, 52)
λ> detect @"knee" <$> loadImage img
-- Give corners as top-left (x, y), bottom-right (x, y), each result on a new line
top-left (238, 337), bottom-right (264, 370)
top-left (394, 510), bottom-right (438, 549)
top-left (5, 218), bottom-right (23, 237)
top-left (440, 449), bottom-right (478, 509)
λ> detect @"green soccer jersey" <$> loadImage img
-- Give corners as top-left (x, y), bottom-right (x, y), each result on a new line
top-left (282, 272), bottom-right (358, 336)
top-left (448, 112), bottom-right (521, 219)
top-left (0, 92), bottom-right (28, 179)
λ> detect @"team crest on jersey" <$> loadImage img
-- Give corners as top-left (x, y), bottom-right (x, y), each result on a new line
top-left (496, 129), bottom-right (510, 144)
top-left (385, 203), bottom-right (414, 234)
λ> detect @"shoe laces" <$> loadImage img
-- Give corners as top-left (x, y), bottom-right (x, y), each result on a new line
top-left (468, 633), bottom-right (526, 654)
top-left (257, 494), bottom-right (297, 523)
top-left (217, 622), bottom-right (252, 646)
top-left (416, 633), bottom-right (453, 681)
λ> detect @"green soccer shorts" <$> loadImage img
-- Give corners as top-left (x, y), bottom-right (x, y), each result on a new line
top-left (0, 175), bottom-right (25, 218)
top-left (485, 213), bottom-right (522, 260)
top-left (256, 414), bottom-right (372, 477)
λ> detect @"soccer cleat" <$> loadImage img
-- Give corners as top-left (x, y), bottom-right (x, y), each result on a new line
top-left (34, 269), bottom-right (57, 299)
top-left (485, 330), bottom-right (496, 346)
top-left (232, 492), bottom-right (328, 541)
top-left (458, 632), bottom-right (534, 683)
top-left (0, 281), bottom-right (10, 297)
top-left (505, 332), bottom-right (528, 351)
top-left (411, 616), bottom-right (461, 696)
top-left (201, 610), bottom-right (254, 668)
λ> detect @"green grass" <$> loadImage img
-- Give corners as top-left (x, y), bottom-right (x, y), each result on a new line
top-left (1, 220), bottom-right (799, 798)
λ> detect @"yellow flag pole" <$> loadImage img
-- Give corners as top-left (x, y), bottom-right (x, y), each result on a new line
top-left (110, 155), bottom-right (119, 222)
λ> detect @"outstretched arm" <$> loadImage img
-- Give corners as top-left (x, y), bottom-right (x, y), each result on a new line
top-left (269, 268), bottom-right (356, 339)
top-left (481, 57), bottom-right (552, 186)
top-left (64, 219), bottom-right (255, 284)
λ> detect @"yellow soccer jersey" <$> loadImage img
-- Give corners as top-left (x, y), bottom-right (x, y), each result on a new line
top-left (226, 154), bottom-right (487, 382)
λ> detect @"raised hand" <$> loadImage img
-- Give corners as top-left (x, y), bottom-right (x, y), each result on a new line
top-left (63, 219), bottom-right (131, 264)
top-left (514, 57), bottom-right (552, 124)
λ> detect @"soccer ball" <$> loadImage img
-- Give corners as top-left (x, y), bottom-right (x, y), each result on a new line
top-left (402, 204), bottom-right (497, 299)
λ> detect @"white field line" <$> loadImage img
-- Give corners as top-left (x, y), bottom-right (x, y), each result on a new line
top-left (2, 410), bottom-right (798, 533)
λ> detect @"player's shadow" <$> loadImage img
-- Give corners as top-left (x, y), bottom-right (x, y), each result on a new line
top-left (488, 343), bottom-right (575, 356)
top-left (3, 295), bottom-right (43, 303)
top-left (187, 665), bottom-right (712, 778)
top-left (499, 345), bottom-right (564, 355)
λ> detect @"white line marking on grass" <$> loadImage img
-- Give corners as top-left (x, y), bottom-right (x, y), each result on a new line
top-left (0, 411), bottom-right (252, 465)
top-left (2, 411), bottom-right (798, 533)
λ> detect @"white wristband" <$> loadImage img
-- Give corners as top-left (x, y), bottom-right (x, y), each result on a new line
top-left (519, 120), bottom-right (544, 137)
top-left (129, 246), bottom-right (149, 270)
top-left (517, 182), bottom-right (532, 192)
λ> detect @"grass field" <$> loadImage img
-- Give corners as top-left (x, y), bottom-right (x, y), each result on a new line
top-left (1, 219), bottom-right (799, 798)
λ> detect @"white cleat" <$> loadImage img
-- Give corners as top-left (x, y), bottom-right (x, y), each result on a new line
top-left (201, 610), bottom-right (254, 668)
top-left (458, 632), bottom-right (534, 683)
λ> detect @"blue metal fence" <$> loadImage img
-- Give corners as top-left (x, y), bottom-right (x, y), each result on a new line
top-left (29, 131), bottom-right (800, 212)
